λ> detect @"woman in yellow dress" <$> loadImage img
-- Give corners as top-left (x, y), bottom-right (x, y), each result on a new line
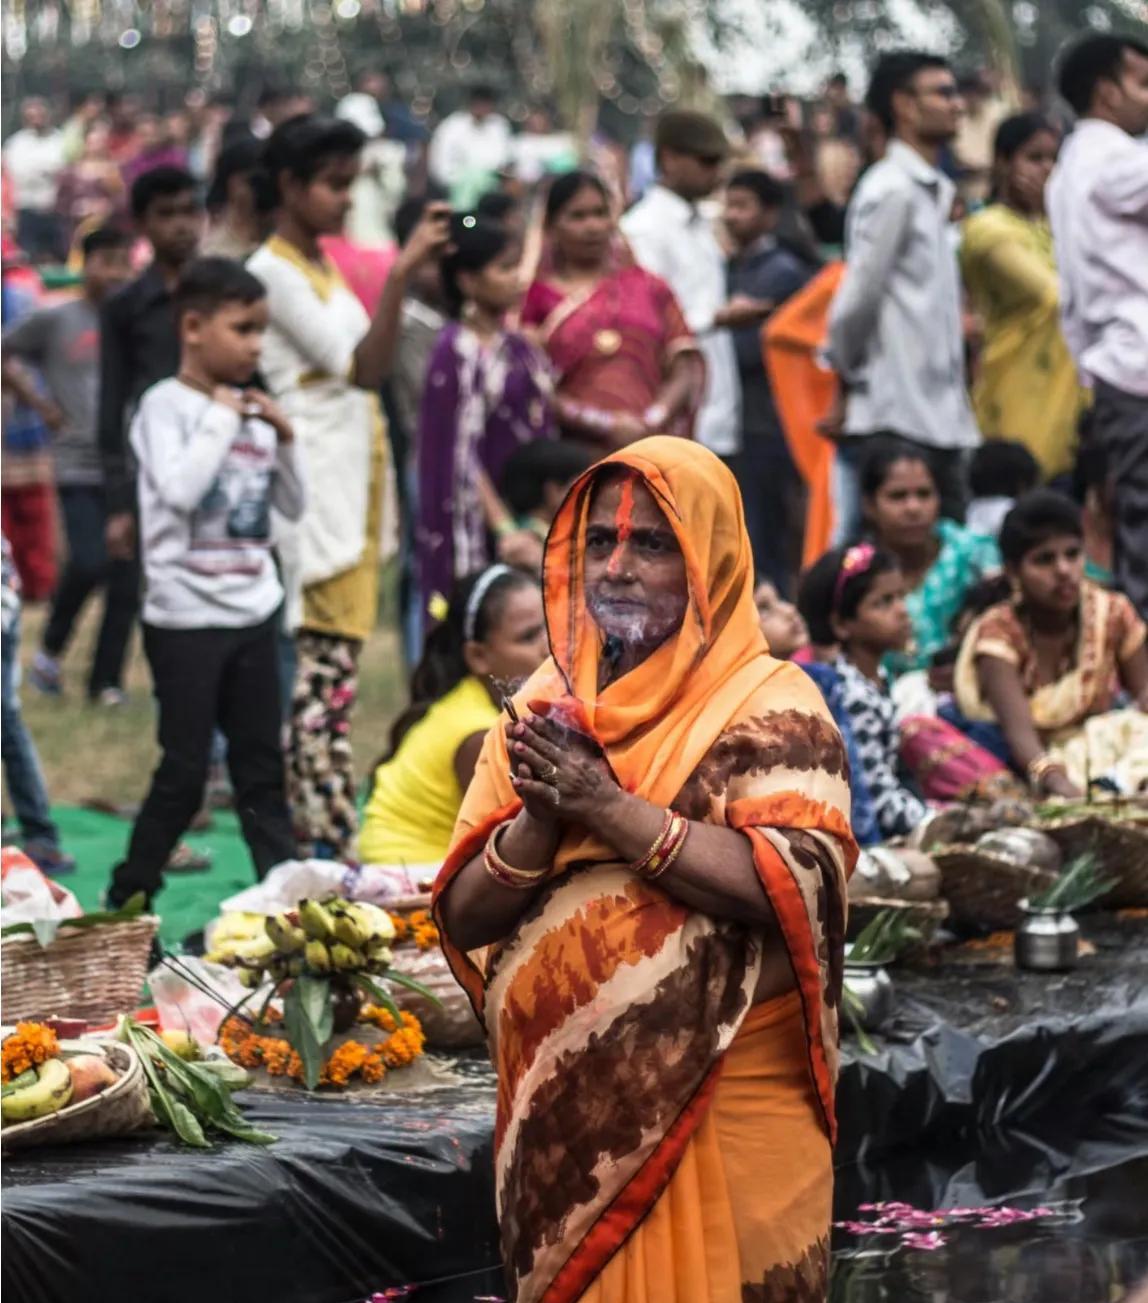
top-left (960, 113), bottom-right (1086, 480)
top-left (359, 566), bottom-right (547, 866)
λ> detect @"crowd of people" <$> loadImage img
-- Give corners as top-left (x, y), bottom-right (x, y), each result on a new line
top-left (1, 31), bottom-right (1147, 904)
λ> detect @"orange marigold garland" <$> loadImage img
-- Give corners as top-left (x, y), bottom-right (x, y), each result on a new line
top-left (219, 1008), bottom-right (425, 1088)
top-left (386, 909), bottom-right (439, 951)
top-left (2, 1021), bottom-right (60, 1082)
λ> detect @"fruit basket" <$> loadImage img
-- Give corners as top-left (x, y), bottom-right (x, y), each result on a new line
top-left (931, 845), bottom-right (1058, 931)
top-left (2, 1040), bottom-right (152, 1151)
top-left (1, 916), bottom-right (159, 1024)
top-left (1033, 803), bottom-right (1148, 909)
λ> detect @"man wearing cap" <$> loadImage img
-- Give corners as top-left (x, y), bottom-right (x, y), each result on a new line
top-left (621, 110), bottom-right (740, 462)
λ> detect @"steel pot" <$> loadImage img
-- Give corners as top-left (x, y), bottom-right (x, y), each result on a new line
top-left (843, 960), bottom-right (895, 1030)
top-left (1014, 899), bottom-right (1080, 972)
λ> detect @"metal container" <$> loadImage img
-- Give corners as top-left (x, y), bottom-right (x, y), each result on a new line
top-left (843, 960), bottom-right (895, 1030)
top-left (1014, 899), bottom-right (1080, 972)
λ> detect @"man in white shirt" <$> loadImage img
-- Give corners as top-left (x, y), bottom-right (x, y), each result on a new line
top-left (1047, 33), bottom-right (1148, 618)
top-left (2, 98), bottom-right (66, 263)
top-left (428, 85), bottom-right (511, 205)
top-left (827, 51), bottom-right (979, 542)
top-left (621, 110), bottom-right (740, 462)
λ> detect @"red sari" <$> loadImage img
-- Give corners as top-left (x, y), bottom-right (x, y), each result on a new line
top-left (520, 265), bottom-right (702, 441)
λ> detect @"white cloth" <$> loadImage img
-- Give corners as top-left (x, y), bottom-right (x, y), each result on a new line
top-left (966, 494), bottom-right (1013, 540)
top-left (509, 130), bottom-right (576, 184)
top-left (2, 128), bottom-right (65, 211)
top-left (248, 242), bottom-right (381, 593)
top-left (428, 110), bottom-right (511, 189)
top-left (1047, 119), bottom-right (1148, 399)
top-left (621, 184), bottom-right (741, 456)
top-left (130, 379), bottom-right (304, 630)
top-left (827, 140), bottom-right (980, 450)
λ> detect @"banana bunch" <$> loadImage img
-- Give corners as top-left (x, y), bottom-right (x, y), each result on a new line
top-left (207, 898), bottom-right (396, 987)
top-left (291, 898), bottom-right (396, 977)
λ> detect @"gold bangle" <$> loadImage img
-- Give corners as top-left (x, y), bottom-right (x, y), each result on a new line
top-left (1027, 754), bottom-right (1067, 790)
top-left (483, 820), bottom-right (549, 890)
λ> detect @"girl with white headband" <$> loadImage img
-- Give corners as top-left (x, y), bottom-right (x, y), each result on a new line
top-left (359, 566), bottom-right (547, 867)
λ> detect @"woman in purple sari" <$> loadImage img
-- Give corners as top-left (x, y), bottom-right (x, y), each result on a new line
top-left (417, 214), bottom-right (554, 611)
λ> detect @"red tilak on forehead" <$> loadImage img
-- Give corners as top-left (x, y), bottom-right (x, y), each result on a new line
top-left (615, 475), bottom-right (637, 543)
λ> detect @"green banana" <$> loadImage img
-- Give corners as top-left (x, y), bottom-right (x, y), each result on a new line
top-left (304, 940), bottom-right (332, 974)
top-left (330, 942), bottom-right (365, 971)
top-left (265, 913), bottom-right (306, 954)
top-left (298, 899), bottom-right (336, 941)
top-left (287, 956), bottom-right (305, 978)
top-left (352, 901), bottom-right (396, 944)
top-left (1, 1057), bottom-right (73, 1124)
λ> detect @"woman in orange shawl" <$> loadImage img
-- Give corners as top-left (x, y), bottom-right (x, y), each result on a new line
top-left (433, 437), bottom-right (856, 1303)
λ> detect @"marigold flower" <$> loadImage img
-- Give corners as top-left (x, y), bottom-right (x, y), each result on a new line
top-left (2, 1021), bottom-right (60, 1082)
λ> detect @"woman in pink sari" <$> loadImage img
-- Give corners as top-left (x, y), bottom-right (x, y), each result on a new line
top-left (521, 171), bottom-right (703, 446)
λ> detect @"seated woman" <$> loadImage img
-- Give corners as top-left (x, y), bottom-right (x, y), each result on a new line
top-left (359, 566), bottom-right (547, 867)
top-left (955, 490), bottom-right (1148, 798)
top-left (858, 435), bottom-right (1001, 676)
top-left (798, 543), bottom-right (928, 840)
top-left (435, 439), bottom-right (854, 1301)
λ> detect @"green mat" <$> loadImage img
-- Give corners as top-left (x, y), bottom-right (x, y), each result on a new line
top-left (46, 806), bottom-right (256, 948)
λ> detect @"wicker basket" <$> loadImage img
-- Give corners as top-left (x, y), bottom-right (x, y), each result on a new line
top-left (1035, 811), bottom-right (1148, 909)
top-left (1, 917), bottom-right (159, 1024)
top-left (931, 846), bottom-right (1058, 930)
top-left (846, 896), bottom-right (950, 952)
top-left (2, 1041), bottom-right (153, 1150)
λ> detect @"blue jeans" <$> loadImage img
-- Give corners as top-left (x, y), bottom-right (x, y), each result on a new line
top-left (2, 613), bottom-right (59, 845)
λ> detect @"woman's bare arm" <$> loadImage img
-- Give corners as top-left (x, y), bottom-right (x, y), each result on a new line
top-left (977, 654), bottom-right (1081, 797)
top-left (1119, 642), bottom-right (1148, 710)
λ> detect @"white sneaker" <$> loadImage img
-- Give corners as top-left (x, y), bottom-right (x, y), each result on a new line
top-left (94, 687), bottom-right (127, 708)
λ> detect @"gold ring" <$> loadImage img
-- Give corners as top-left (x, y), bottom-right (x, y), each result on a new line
top-left (541, 762), bottom-right (559, 782)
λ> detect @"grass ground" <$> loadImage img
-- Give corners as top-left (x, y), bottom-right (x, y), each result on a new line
top-left (18, 598), bottom-right (407, 809)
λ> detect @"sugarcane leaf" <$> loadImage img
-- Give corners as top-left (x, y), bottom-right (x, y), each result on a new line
top-left (380, 967), bottom-right (444, 1008)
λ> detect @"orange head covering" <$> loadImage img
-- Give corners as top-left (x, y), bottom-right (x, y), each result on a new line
top-left (513, 435), bottom-right (781, 811)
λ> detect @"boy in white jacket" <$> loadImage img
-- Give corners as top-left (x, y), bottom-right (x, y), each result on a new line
top-left (107, 258), bottom-right (305, 909)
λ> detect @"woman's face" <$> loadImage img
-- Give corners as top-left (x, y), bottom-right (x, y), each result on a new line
top-left (584, 475), bottom-right (688, 649)
top-left (754, 580), bottom-right (809, 659)
top-left (467, 582), bottom-right (548, 685)
top-left (458, 244), bottom-right (523, 315)
top-left (84, 122), bottom-right (111, 158)
top-left (284, 153), bottom-right (360, 235)
top-left (550, 183), bottom-right (613, 268)
top-left (1013, 531), bottom-right (1084, 615)
top-left (835, 568), bottom-right (913, 652)
top-left (1003, 128), bottom-right (1059, 213)
top-left (864, 457), bottom-right (939, 553)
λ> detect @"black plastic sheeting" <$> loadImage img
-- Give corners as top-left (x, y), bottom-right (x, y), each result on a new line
top-left (3, 916), bottom-right (1146, 1303)
top-left (2, 1071), bottom-right (502, 1303)
top-left (836, 914), bottom-right (1148, 1168)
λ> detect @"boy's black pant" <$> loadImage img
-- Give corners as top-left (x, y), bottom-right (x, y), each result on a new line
top-left (108, 612), bottom-right (296, 907)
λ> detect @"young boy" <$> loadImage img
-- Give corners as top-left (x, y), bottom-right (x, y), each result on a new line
top-left (2, 227), bottom-right (135, 700)
top-left (965, 439), bottom-right (1040, 541)
top-left (98, 165), bottom-right (202, 648)
top-left (105, 258), bottom-right (304, 911)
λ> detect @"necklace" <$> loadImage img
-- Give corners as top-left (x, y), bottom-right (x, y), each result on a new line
top-left (176, 371), bottom-right (214, 397)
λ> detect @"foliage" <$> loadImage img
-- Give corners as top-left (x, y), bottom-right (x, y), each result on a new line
top-left (1028, 852), bottom-right (1115, 913)
top-left (846, 908), bottom-right (921, 966)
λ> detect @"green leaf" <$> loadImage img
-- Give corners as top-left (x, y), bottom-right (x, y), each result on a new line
top-left (295, 975), bottom-right (334, 1045)
top-left (282, 982), bottom-right (325, 1090)
top-left (2, 892), bottom-right (149, 946)
top-left (352, 973), bottom-right (400, 1023)
top-left (1, 1069), bottom-right (38, 1096)
top-left (212, 1114), bottom-right (277, 1146)
top-left (379, 967), bottom-right (444, 1009)
top-left (166, 1095), bottom-right (211, 1148)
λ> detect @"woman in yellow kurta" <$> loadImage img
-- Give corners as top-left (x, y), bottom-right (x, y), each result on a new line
top-left (434, 438), bottom-right (856, 1302)
top-left (960, 113), bottom-right (1086, 480)
top-left (360, 566), bottom-right (547, 865)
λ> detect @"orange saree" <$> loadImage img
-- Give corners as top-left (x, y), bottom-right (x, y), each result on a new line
top-left (433, 438), bottom-right (856, 1303)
